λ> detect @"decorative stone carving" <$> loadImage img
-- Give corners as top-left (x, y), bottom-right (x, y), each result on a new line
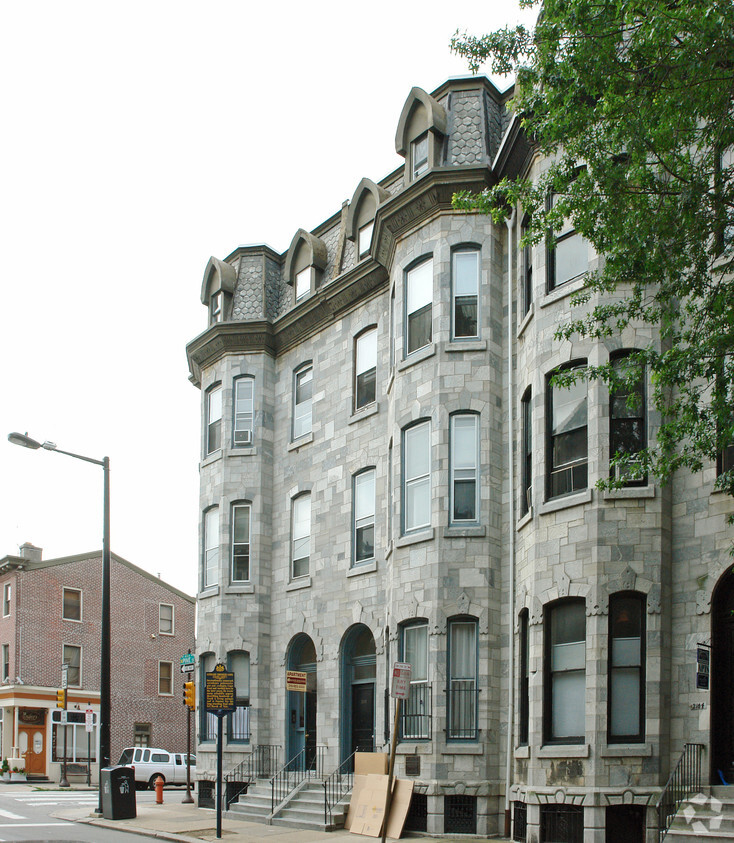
top-left (530, 596), bottom-right (544, 626)
top-left (457, 591), bottom-right (471, 616)
top-left (620, 564), bottom-right (637, 592)
top-left (587, 584), bottom-right (609, 616)
top-left (556, 567), bottom-right (571, 598)
top-left (647, 583), bottom-right (662, 614)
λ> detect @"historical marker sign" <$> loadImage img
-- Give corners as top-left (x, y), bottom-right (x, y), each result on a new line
top-left (205, 663), bottom-right (236, 713)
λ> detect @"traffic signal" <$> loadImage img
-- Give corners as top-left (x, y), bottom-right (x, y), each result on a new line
top-left (183, 681), bottom-right (195, 710)
top-left (56, 689), bottom-right (66, 709)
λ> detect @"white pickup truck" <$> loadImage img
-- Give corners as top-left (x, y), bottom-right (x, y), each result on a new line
top-left (116, 747), bottom-right (196, 790)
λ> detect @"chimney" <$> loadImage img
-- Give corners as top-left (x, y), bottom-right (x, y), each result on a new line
top-left (19, 543), bottom-right (42, 562)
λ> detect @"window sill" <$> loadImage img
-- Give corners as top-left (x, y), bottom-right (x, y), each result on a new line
top-left (225, 584), bottom-right (254, 595)
top-left (445, 340), bottom-right (487, 353)
top-left (396, 528), bottom-right (434, 548)
top-left (397, 743), bottom-right (432, 754)
top-left (286, 576), bottom-right (312, 592)
top-left (347, 560), bottom-right (377, 577)
top-left (602, 485), bottom-right (655, 500)
top-left (517, 303), bottom-right (534, 338)
top-left (539, 488), bottom-right (593, 515)
top-left (514, 745), bottom-right (530, 759)
top-left (349, 403), bottom-right (379, 426)
top-left (537, 744), bottom-right (590, 758)
top-left (443, 526), bottom-right (486, 538)
top-left (198, 586), bottom-right (220, 600)
top-left (600, 743), bottom-right (652, 758)
top-left (442, 743), bottom-right (484, 755)
top-left (541, 274), bottom-right (586, 308)
top-left (516, 509), bottom-right (533, 530)
top-left (398, 345), bottom-right (436, 372)
top-left (226, 445), bottom-right (258, 458)
top-left (288, 432), bottom-right (313, 452)
top-left (201, 450), bottom-right (223, 469)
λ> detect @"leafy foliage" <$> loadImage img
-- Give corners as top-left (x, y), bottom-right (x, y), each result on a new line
top-left (451, 0), bottom-right (734, 496)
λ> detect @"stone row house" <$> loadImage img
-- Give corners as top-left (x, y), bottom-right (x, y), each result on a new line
top-left (185, 75), bottom-right (733, 841)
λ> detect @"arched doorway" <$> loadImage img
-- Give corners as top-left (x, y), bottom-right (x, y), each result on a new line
top-left (711, 567), bottom-right (734, 783)
top-left (286, 634), bottom-right (317, 768)
top-left (341, 625), bottom-right (376, 762)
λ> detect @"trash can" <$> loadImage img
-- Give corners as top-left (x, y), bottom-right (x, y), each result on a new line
top-left (101, 765), bottom-right (137, 820)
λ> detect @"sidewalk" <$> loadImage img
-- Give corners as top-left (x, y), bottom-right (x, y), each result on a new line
top-left (11, 782), bottom-right (511, 843)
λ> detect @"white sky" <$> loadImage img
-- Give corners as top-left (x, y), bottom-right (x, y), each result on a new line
top-left (0, 0), bottom-right (532, 598)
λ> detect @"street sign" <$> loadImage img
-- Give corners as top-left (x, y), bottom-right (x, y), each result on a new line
top-left (205, 663), bottom-right (235, 713)
top-left (391, 662), bottom-right (412, 700)
top-left (180, 653), bottom-right (195, 666)
top-left (180, 663), bottom-right (195, 674)
top-left (286, 670), bottom-right (307, 692)
top-left (85, 707), bottom-right (94, 733)
top-left (61, 663), bottom-right (68, 690)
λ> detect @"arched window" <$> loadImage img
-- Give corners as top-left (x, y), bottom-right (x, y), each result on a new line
top-left (353, 469), bottom-right (376, 566)
top-left (450, 413), bottom-right (479, 524)
top-left (547, 362), bottom-right (588, 498)
top-left (402, 420), bottom-right (431, 534)
top-left (233, 376), bottom-right (255, 446)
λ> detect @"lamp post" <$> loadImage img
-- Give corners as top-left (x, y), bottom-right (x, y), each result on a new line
top-left (8, 432), bottom-right (110, 815)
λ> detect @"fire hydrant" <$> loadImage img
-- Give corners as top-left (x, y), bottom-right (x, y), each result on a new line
top-left (155, 775), bottom-right (164, 804)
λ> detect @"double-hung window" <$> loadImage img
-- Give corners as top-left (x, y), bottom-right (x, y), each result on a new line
top-left (234, 377), bottom-right (254, 446)
top-left (354, 329), bottom-right (377, 410)
top-left (353, 470), bottom-right (375, 565)
top-left (405, 259), bottom-right (433, 355)
top-left (521, 215), bottom-right (532, 316)
top-left (447, 618), bottom-right (478, 740)
top-left (412, 134), bottom-right (429, 179)
top-left (519, 610), bottom-right (530, 745)
top-left (62, 588), bottom-right (82, 622)
top-left (402, 623), bottom-right (430, 739)
top-left (521, 389), bottom-right (532, 514)
top-left (403, 421), bottom-right (431, 533)
top-left (159, 603), bottom-right (174, 635)
top-left (293, 365), bottom-right (313, 439)
top-left (608, 593), bottom-right (645, 742)
top-left (548, 365), bottom-right (588, 498)
top-left (231, 503), bottom-right (251, 582)
top-left (452, 249), bottom-right (479, 340)
top-left (203, 507), bottom-right (219, 588)
top-left (206, 386), bottom-right (222, 455)
top-left (2, 644), bottom-right (9, 681)
top-left (63, 644), bottom-right (82, 687)
top-left (545, 600), bottom-right (585, 743)
top-left (228, 650), bottom-right (251, 742)
top-left (610, 353), bottom-right (646, 485)
top-left (158, 661), bottom-right (173, 695)
top-left (292, 494), bottom-right (311, 578)
top-left (547, 192), bottom-right (589, 289)
top-left (450, 414), bottom-right (479, 523)
top-left (2, 584), bottom-right (9, 617)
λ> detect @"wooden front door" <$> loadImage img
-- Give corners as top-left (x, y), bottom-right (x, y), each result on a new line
top-left (18, 725), bottom-right (46, 775)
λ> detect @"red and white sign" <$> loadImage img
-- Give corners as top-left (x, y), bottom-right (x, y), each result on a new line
top-left (85, 707), bottom-right (94, 733)
top-left (391, 662), bottom-right (412, 700)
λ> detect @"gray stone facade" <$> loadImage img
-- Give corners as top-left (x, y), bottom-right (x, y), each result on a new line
top-left (186, 75), bottom-right (733, 841)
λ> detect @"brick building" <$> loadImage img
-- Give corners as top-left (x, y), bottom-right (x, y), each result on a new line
top-left (0, 542), bottom-right (195, 783)
top-left (184, 76), bottom-right (733, 840)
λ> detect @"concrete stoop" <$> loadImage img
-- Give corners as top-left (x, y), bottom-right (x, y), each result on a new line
top-left (664, 787), bottom-right (734, 841)
top-left (227, 778), bottom-right (349, 832)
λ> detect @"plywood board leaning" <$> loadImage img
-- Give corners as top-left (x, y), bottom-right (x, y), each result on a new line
top-left (354, 752), bottom-right (388, 776)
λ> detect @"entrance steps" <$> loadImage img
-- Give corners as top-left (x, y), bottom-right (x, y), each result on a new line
top-left (665, 787), bottom-right (734, 841)
top-left (227, 778), bottom-right (349, 832)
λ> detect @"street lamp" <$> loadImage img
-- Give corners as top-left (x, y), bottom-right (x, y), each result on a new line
top-left (8, 432), bottom-right (110, 815)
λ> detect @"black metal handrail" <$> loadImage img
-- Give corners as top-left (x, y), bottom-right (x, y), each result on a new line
top-left (656, 742), bottom-right (705, 841)
top-left (271, 746), bottom-right (325, 814)
top-left (323, 751), bottom-right (356, 826)
top-left (223, 744), bottom-right (281, 808)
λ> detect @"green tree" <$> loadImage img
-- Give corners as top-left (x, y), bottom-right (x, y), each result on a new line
top-left (451, 0), bottom-right (734, 497)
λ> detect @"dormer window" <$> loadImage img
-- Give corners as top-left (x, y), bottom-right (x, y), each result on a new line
top-left (210, 292), bottom-right (223, 324)
top-left (412, 134), bottom-right (429, 179)
top-left (295, 267), bottom-right (311, 301)
top-left (358, 221), bottom-right (374, 259)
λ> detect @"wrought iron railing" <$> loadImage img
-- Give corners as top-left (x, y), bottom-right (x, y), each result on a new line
top-left (400, 683), bottom-right (432, 740)
top-left (271, 745), bottom-right (325, 814)
top-left (656, 743), bottom-right (705, 841)
top-left (223, 744), bottom-right (281, 808)
top-left (323, 751), bottom-right (355, 826)
top-left (446, 683), bottom-right (480, 740)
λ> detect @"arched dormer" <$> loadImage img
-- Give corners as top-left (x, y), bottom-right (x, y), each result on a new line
top-left (283, 229), bottom-right (328, 302)
top-left (395, 87), bottom-right (447, 182)
top-left (346, 178), bottom-right (390, 260)
top-left (201, 256), bottom-right (237, 325)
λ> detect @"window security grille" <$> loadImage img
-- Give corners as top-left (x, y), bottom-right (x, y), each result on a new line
top-left (444, 795), bottom-right (477, 834)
